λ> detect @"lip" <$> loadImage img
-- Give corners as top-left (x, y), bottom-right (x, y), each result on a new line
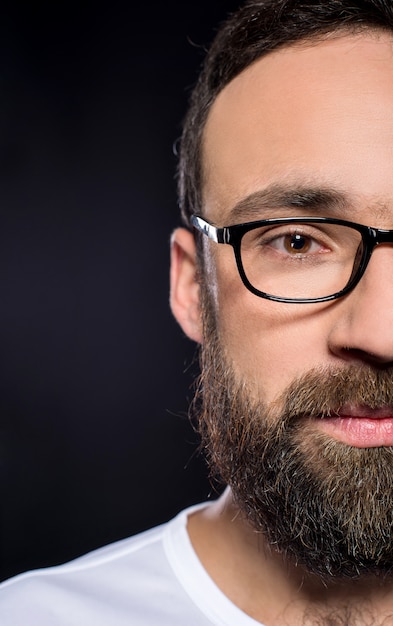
top-left (316, 406), bottom-right (393, 447)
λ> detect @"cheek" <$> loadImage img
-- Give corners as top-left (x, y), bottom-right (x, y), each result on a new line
top-left (214, 262), bottom-right (332, 402)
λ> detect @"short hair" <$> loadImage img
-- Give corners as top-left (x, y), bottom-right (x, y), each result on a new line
top-left (178, 0), bottom-right (393, 228)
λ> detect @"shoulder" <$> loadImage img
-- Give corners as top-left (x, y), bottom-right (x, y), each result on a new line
top-left (0, 504), bottom-right (212, 626)
top-left (0, 524), bottom-right (163, 625)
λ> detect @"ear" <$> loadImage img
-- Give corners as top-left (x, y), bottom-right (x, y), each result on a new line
top-left (170, 228), bottom-right (203, 344)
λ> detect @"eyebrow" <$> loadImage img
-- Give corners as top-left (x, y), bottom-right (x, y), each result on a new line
top-left (225, 184), bottom-right (349, 224)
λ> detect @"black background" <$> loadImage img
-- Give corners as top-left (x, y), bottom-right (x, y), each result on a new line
top-left (0, 1), bottom-right (240, 581)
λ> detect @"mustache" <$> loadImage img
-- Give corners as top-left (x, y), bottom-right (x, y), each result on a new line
top-left (277, 365), bottom-right (393, 425)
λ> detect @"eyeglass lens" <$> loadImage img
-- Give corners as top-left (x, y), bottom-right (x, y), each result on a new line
top-left (239, 221), bottom-right (364, 300)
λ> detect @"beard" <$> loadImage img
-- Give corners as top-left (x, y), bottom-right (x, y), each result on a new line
top-left (193, 282), bottom-right (393, 581)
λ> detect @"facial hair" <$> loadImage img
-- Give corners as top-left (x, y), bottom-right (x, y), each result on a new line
top-left (194, 283), bottom-right (393, 581)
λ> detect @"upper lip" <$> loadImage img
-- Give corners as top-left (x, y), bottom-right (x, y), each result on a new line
top-left (334, 404), bottom-right (393, 419)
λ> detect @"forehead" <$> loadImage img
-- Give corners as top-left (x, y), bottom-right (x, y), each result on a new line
top-left (202, 31), bottom-right (393, 224)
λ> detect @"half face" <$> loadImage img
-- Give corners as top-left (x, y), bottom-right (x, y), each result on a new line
top-left (169, 28), bottom-right (393, 580)
top-left (198, 30), bottom-right (393, 447)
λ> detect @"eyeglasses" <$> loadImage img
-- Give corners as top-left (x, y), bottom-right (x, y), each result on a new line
top-left (191, 214), bottom-right (393, 304)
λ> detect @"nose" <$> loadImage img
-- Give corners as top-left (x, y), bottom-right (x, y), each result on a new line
top-left (328, 245), bottom-right (393, 366)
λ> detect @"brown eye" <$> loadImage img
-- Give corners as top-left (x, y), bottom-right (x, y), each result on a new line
top-left (283, 233), bottom-right (312, 254)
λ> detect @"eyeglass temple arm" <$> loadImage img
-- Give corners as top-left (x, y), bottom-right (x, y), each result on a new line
top-left (191, 215), bottom-right (230, 244)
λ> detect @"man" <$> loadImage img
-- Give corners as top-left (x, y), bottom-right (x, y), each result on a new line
top-left (2, 0), bottom-right (393, 623)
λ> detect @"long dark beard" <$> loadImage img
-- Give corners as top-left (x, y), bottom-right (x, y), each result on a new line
top-left (194, 284), bottom-right (393, 581)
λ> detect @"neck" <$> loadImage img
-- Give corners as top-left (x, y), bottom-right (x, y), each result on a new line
top-left (187, 488), bottom-right (393, 625)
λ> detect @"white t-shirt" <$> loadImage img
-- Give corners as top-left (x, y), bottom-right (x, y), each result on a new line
top-left (0, 503), bottom-right (264, 625)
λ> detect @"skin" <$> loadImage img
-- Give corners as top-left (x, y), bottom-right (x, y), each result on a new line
top-left (170, 31), bottom-right (393, 624)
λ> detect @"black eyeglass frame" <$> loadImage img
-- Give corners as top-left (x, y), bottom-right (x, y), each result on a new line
top-left (191, 214), bottom-right (393, 304)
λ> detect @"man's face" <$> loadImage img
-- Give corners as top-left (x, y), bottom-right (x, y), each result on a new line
top-left (179, 30), bottom-right (393, 578)
top-left (171, 30), bottom-right (393, 578)
top-left (201, 31), bottom-right (393, 425)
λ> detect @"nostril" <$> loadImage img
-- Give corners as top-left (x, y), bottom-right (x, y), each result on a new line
top-left (340, 346), bottom-right (393, 368)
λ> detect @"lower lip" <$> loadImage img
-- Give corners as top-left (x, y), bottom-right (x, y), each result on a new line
top-left (317, 416), bottom-right (393, 447)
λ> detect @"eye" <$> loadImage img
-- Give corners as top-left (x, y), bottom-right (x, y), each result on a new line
top-left (282, 233), bottom-right (317, 254)
top-left (263, 229), bottom-right (328, 256)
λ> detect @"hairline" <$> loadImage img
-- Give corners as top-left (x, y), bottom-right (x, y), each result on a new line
top-left (200, 25), bottom-right (391, 217)
top-left (181, 23), bottom-right (393, 241)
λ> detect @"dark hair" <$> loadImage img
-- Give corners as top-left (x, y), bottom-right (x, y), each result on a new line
top-left (178, 0), bottom-right (393, 227)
